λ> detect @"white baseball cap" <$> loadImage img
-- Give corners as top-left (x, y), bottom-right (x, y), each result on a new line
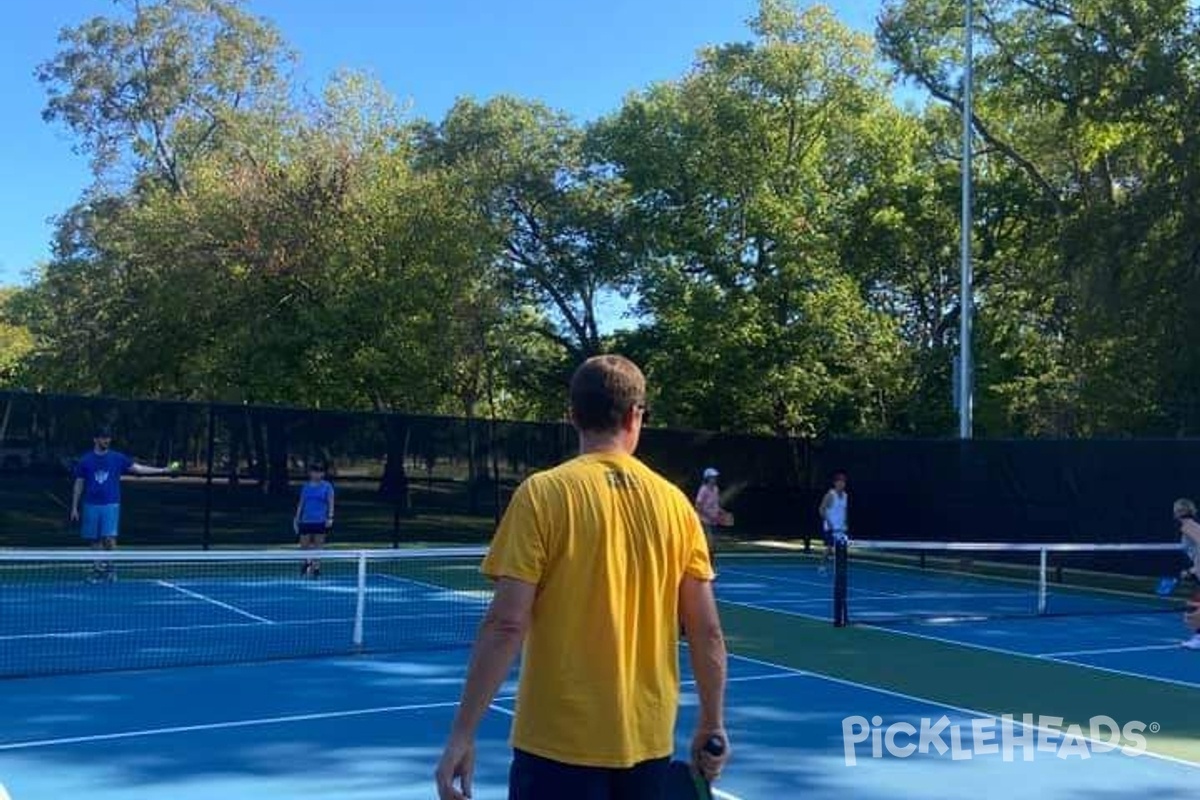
top-left (703, 467), bottom-right (719, 478)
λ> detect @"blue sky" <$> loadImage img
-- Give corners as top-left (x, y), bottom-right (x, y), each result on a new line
top-left (0, 0), bottom-right (885, 287)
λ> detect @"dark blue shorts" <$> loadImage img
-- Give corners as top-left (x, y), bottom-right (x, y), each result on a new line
top-left (80, 504), bottom-right (120, 540)
top-left (822, 529), bottom-right (846, 546)
top-left (297, 523), bottom-right (329, 538)
top-left (508, 748), bottom-right (670, 800)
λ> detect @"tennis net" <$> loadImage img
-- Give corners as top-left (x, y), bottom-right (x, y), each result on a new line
top-left (832, 540), bottom-right (1193, 626)
top-left (0, 547), bottom-right (490, 678)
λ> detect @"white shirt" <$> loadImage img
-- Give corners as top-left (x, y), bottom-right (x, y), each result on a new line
top-left (824, 490), bottom-right (848, 532)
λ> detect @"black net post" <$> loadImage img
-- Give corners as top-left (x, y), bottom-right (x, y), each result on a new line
top-left (833, 537), bottom-right (849, 627)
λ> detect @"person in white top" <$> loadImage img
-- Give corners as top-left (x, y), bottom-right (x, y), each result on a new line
top-left (1170, 499), bottom-right (1200, 650)
top-left (818, 471), bottom-right (849, 575)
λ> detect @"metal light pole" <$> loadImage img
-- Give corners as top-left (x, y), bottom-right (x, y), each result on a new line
top-left (958, 0), bottom-right (975, 439)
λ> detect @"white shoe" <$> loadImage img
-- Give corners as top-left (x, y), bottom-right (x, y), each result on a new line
top-left (1183, 634), bottom-right (1200, 650)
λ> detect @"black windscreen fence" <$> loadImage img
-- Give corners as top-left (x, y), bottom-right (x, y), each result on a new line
top-left (1, 390), bottom-right (1197, 549)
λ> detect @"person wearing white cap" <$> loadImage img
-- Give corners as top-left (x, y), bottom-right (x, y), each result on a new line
top-left (694, 468), bottom-right (729, 571)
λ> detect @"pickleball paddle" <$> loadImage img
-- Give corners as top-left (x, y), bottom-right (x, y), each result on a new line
top-left (665, 736), bottom-right (726, 800)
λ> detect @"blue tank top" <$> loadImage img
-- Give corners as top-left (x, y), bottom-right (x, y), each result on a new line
top-left (299, 481), bottom-right (334, 523)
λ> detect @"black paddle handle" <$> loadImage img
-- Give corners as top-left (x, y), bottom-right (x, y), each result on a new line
top-left (703, 736), bottom-right (726, 756)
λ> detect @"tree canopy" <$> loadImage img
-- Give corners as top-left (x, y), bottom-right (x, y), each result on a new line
top-left (7, 0), bottom-right (1200, 438)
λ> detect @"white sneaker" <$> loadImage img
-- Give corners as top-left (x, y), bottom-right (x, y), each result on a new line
top-left (1183, 634), bottom-right (1200, 650)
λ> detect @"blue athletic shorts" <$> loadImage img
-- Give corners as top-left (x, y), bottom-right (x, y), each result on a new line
top-left (80, 504), bottom-right (120, 541)
top-left (508, 748), bottom-right (670, 800)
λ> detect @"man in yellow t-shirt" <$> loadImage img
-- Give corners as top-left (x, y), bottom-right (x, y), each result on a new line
top-left (435, 355), bottom-right (730, 800)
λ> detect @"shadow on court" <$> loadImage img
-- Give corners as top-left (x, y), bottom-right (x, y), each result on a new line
top-left (2, 650), bottom-right (1198, 799)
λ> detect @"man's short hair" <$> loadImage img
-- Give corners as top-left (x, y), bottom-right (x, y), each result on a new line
top-left (569, 355), bottom-right (646, 434)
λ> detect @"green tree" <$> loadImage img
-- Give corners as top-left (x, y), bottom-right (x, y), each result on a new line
top-left (415, 97), bottom-right (636, 364)
top-left (0, 289), bottom-right (34, 386)
top-left (597, 1), bottom-right (911, 435)
top-left (37, 0), bottom-right (293, 192)
top-left (879, 0), bottom-right (1200, 434)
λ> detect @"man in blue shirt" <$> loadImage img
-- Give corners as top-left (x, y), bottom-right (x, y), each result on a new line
top-left (71, 425), bottom-right (176, 582)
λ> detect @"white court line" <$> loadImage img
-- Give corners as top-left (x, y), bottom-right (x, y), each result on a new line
top-left (717, 598), bottom-right (1200, 691)
top-left (724, 596), bottom-right (833, 606)
top-left (376, 572), bottom-right (488, 602)
top-left (720, 567), bottom-right (905, 598)
top-left (861, 592), bottom-right (1031, 600)
top-left (155, 580), bottom-right (275, 625)
top-left (1039, 643), bottom-right (1188, 658)
top-left (0, 673), bottom-right (801, 752)
top-left (0, 610), bottom-right (477, 643)
top-left (721, 651), bottom-right (1200, 770)
top-left (719, 598), bottom-right (828, 624)
top-left (0, 699), bottom-right (482, 751)
top-left (744, 592), bottom-right (1030, 606)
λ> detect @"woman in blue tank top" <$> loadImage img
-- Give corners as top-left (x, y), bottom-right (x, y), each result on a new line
top-left (294, 461), bottom-right (335, 577)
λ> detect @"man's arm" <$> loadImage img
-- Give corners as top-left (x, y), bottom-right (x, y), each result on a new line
top-left (448, 577), bottom-right (536, 739)
top-left (436, 577), bottom-right (535, 799)
top-left (128, 463), bottom-right (171, 477)
top-left (680, 574), bottom-right (729, 778)
top-left (71, 478), bottom-right (84, 519)
top-left (326, 487), bottom-right (335, 528)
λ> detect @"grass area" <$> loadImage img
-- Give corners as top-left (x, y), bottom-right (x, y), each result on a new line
top-left (0, 474), bottom-right (782, 550)
top-left (0, 474), bottom-right (498, 548)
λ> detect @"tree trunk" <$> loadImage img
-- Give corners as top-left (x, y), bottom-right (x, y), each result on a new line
top-left (379, 416), bottom-right (411, 515)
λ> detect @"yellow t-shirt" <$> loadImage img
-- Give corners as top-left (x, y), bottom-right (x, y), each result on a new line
top-left (481, 451), bottom-right (714, 768)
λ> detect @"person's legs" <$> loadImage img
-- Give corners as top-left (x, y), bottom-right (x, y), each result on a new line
top-left (310, 532), bottom-right (327, 577)
top-left (98, 505), bottom-right (119, 580)
top-left (508, 749), bottom-right (609, 800)
top-left (609, 755), bottom-right (670, 800)
top-left (819, 531), bottom-right (834, 575)
top-left (1184, 596), bottom-right (1200, 650)
top-left (299, 532), bottom-right (315, 576)
top-left (80, 504), bottom-right (103, 581)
